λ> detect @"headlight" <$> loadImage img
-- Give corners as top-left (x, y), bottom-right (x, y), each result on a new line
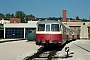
top-left (53, 40), bottom-right (58, 44)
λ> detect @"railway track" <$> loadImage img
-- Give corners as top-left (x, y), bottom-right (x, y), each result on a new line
top-left (23, 41), bottom-right (75, 60)
top-left (23, 49), bottom-right (57, 60)
top-left (23, 41), bottom-right (69, 60)
top-left (23, 50), bottom-right (44, 60)
top-left (47, 50), bottom-right (57, 60)
top-left (23, 40), bottom-right (90, 60)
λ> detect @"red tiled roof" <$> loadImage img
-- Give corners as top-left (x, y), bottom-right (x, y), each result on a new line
top-left (68, 20), bottom-right (82, 22)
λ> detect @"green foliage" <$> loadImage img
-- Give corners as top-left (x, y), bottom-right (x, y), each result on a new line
top-left (49, 17), bottom-right (54, 20)
top-left (15, 11), bottom-right (26, 23)
top-left (6, 13), bottom-right (11, 18)
top-left (48, 17), bottom-right (62, 20)
top-left (70, 18), bottom-right (73, 20)
top-left (11, 14), bottom-right (14, 17)
top-left (0, 13), bottom-right (4, 18)
top-left (26, 14), bottom-right (35, 21)
top-left (15, 11), bottom-right (26, 19)
top-left (76, 16), bottom-right (79, 20)
top-left (0, 13), bottom-right (4, 15)
top-left (5, 13), bottom-right (15, 18)
top-left (26, 14), bottom-right (35, 18)
top-left (81, 18), bottom-right (90, 22)
top-left (15, 11), bottom-right (36, 23)
top-left (21, 17), bottom-right (28, 23)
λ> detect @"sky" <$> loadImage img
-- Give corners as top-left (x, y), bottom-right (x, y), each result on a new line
top-left (0, 0), bottom-right (90, 19)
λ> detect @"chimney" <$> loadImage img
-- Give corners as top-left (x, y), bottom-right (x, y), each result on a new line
top-left (62, 10), bottom-right (66, 22)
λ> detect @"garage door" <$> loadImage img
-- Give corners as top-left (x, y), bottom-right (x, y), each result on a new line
top-left (69, 26), bottom-right (81, 39)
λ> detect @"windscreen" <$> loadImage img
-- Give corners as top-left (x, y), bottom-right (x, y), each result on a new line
top-left (46, 25), bottom-right (50, 31)
top-left (38, 24), bottom-right (45, 31)
top-left (51, 24), bottom-right (59, 31)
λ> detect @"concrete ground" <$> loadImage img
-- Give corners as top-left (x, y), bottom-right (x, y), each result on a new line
top-left (56, 40), bottom-right (90, 60)
top-left (0, 39), bottom-right (90, 60)
top-left (0, 39), bottom-right (39, 60)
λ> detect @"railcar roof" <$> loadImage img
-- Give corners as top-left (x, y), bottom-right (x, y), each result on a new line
top-left (37, 20), bottom-right (62, 24)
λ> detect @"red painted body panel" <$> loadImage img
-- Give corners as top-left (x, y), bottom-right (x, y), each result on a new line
top-left (36, 34), bottom-right (62, 43)
top-left (72, 35), bottom-right (74, 39)
top-left (66, 35), bottom-right (68, 40)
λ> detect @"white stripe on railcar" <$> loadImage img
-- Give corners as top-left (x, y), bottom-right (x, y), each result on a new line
top-left (36, 31), bottom-right (62, 34)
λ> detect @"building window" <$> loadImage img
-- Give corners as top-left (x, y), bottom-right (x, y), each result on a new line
top-left (5, 28), bottom-right (24, 38)
top-left (83, 23), bottom-right (85, 25)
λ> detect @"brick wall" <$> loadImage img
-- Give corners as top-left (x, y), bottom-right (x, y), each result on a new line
top-left (62, 10), bottom-right (66, 22)
top-left (10, 18), bottom-right (20, 23)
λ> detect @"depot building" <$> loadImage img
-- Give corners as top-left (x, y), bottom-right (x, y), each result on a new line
top-left (4, 21), bottom-right (37, 39)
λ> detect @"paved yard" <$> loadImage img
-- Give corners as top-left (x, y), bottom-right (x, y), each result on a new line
top-left (0, 39), bottom-right (39, 60)
top-left (56, 40), bottom-right (90, 60)
top-left (0, 39), bottom-right (90, 60)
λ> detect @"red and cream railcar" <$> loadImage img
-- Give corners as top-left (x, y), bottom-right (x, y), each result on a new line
top-left (35, 20), bottom-right (76, 47)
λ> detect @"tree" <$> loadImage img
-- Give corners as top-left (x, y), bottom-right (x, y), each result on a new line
top-left (25, 14), bottom-right (35, 21)
top-left (58, 17), bottom-right (62, 20)
top-left (11, 14), bottom-right (14, 17)
top-left (27, 14), bottom-right (35, 18)
top-left (82, 18), bottom-right (85, 22)
top-left (6, 13), bottom-right (11, 18)
top-left (15, 11), bottom-right (26, 23)
top-left (49, 17), bottom-right (53, 20)
top-left (26, 14), bottom-right (35, 19)
top-left (48, 17), bottom-right (57, 20)
top-left (0, 13), bottom-right (4, 18)
top-left (5, 13), bottom-right (15, 18)
top-left (76, 16), bottom-right (79, 20)
top-left (70, 18), bottom-right (73, 20)
top-left (0, 13), bottom-right (4, 15)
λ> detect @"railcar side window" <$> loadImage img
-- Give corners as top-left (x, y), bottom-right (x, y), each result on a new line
top-left (51, 24), bottom-right (59, 31)
top-left (46, 25), bottom-right (50, 31)
top-left (38, 24), bottom-right (45, 31)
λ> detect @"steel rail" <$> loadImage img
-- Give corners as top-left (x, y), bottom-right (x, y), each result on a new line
top-left (23, 50), bottom-right (44, 60)
top-left (47, 50), bottom-right (57, 60)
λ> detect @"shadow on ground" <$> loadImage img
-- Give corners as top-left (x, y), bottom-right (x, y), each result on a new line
top-left (38, 39), bottom-right (76, 51)
top-left (37, 39), bottom-right (76, 59)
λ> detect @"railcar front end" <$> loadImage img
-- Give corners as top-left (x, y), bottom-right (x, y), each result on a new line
top-left (36, 22), bottom-right (62, 47)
